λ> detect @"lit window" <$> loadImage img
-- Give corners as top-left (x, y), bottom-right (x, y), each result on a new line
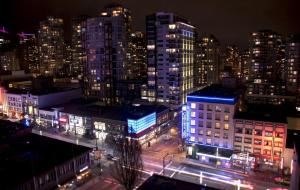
top-left (224, 123), bottom-right (229, 130)
top-left (190, 136), bottom-right (195, 142)
top-left (191, 103), bottom-right (196, 109)
top-left (190, 128), bottom-right (195, 134)
top-left (169, 24), bottom-right (176, 29)
top-left (191, 111), bottom-right (196, 117)
top-left (198, 137), bottom-right (203, 143)
top-left (215, 122), bottom-right (220, 129)
top-left (206, 138), bottom-right (212, 145)
top-left (224, 115), bottom-right (229, 121)
top-left (206, 130), bottom-right (212, 136)
top-left (190, 120), bottom-right (196, 125)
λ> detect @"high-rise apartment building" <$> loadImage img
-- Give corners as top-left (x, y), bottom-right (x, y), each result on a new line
top-left (17, 32), bottom-right (39, 73)
top-left (127, 31), bottom-right (147, 81)
top-left (146, 12), bottom-right (195, 112)
top-left (71, 15), bottom-right (89, 78)
top-left (223, 45), bottom-right (241, 79)
top-left (38, 17), bottom-right (65, 76)
top-left (0, 26), bottom-right (10, 48)
top-left (84, 4), bottom-right (132, 105)
top-left (249, 30), bottom-right (285, 83)
top-left (194, 35), bottom-right (221, 87)
top-left (286, 34), bottom-right (300, 94)
top-left (241, 50), bottom-right (251, 82)
top-left (247, 30), bottom-right (288, 105)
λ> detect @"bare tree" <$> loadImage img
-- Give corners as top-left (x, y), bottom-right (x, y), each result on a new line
top-left (111, 137), bottom-right (143, 190)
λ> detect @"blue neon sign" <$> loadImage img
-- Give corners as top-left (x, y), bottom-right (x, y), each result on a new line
top-left (187, 96), bottom-right (236, 104)
top-left (127, 112), bottom-right (156, 134)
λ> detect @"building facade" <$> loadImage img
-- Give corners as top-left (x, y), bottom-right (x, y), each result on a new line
top-left (84, 4), bottom-right (132, 105)
top-left (146, 12), bottom-right (195, 113)
top-left (38, 17), bottom-right (65, 76)
top-left (286, 34), bottom-right (300, 95)
top-left (194, 35), bottom-right (221, 87)
top-left (182, 85), bottom-right (238, 163)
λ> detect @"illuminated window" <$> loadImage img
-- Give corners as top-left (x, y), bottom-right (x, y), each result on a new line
top-left (214, 132), bottom-right (220, 138)
top-left (190, 128), bottom-right (195, 134)
top-left (215, 122), bottom-right (220, 129)
top-left (190, 120), bottom-right (196, 125)
top-left (191, 103), bottom-right (196, 109)
top-left (224, 115), bottom-right (229, 121)
top-left (198, 137), bottom-right (203, 143)
top-left (190, 136), bottom-right (195, 142)
top-left (169, 24), bottom-right (176, 29)
top-left (191, 111), bottom-right (196, 117)
top-left (198, 129), bottom-right (203, 135)
top-left (206, 138), bottom-right (212, 145)
top-left (224, 123), bottom-right (229, 130)
top-left (206, 130), bottom-right (211, 136)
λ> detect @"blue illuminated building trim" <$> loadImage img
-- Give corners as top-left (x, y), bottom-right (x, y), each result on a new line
top-left (127, 112), bottom-right (156, 134)
top-left (187, 96), bottom-right (236, 104)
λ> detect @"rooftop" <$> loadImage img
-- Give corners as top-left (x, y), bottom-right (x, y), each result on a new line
top-left (5, 87), bottom-right (79, 96)
top-left (137, 174), bottom-right (219, 190)
top-left (0, 133), bottom-right (91, 189)
top-left (234, 104), bottom-right (287, 123)
top-left (187, 85), bottom-right (238, 104)
top-left (42, 99), bottom-right (168, 121)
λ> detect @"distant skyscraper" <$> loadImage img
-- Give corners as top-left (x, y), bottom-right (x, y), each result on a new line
top-left (194, 35), bottom-right (221, 87)
top-left (0, 26), bottom-right (10, 48)
top-left (247, 30), bottom-right (290, 105)
top-left (0, 49), bottom-right (20, 71)
top-left (241, 50), bottom-right (250, 82)
top-left (127, 31), bottom-right (147, 81)
top-left (71, 15), bottom-right (89, 78)
top-left (84, 4), bottom-right (132, 105)
top-left (286, 34), bottom-right (300, 94)
top-left (249, 30), bottom-right (285, 83)
top-left (17, 32), bottom-right (39, 73)
top-left (223, 45), bottom-right (241, 78)
top-left (38, 17), bottom-right (65, 76)
top-left (146, 12), bottom-right (195, 112)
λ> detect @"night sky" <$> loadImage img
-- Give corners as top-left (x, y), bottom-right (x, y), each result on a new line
top-left (1, 0), bottom-right (300, 48)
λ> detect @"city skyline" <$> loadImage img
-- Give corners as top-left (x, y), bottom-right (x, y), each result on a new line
top-left (2, 0), bottom-right (300, 48)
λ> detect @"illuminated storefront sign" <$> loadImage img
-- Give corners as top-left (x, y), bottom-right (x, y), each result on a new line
top-left (127, 112), bottom-right (156, 134)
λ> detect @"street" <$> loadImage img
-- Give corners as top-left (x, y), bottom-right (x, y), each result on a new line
top-left (31, 127), bottom-right (287, 190)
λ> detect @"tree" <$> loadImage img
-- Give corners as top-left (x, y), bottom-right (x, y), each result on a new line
top-left (111, 137), bottom-right (143, 190)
